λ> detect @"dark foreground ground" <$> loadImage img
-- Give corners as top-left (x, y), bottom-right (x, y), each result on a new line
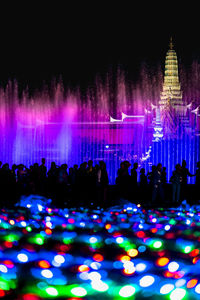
top-left (0, 194), bottom-right (200, 299)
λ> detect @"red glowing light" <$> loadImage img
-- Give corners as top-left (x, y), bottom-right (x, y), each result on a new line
top-left (187, 279), bottom-right (198, 288)
top-left (68, 218), bottom-right (75, 224)
top-left (136, 231), bottom-right (145, 238)
top-left (93, 254), bottom-right (104, 262)
top-left (38, 260), bottom-right (50, 268)
top-left (0, 290), bottom-right (5, 298)
top-left (22, 294), bottom-right (40, 300)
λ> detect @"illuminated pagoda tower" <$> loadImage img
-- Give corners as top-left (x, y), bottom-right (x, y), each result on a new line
top-left (158, 37), bottom-right (189, 136)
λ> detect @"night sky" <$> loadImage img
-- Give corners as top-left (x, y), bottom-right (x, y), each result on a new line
top-left (0, 3), bottom-right (199, 91)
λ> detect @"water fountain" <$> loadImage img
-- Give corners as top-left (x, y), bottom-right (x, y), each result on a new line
top-left (0, 47), bottom-right (199, 184)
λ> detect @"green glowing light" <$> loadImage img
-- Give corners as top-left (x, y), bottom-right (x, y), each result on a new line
top-left (0, 280), bottom-right (9, 291)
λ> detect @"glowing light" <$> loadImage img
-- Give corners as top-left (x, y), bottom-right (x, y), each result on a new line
top-left (54, 255), bottom-right (65, 264)
top-left (88, 271), bottom-right (101, 281)
top-left (93, 254), bottom-right (104, 262)
top-left (156, 257), bottom-right (169, 267)
top-left (0, 265), bottom-right (8, 273)
top-left (169, 288), bottom-right (186, 300)
top-left (153, 240), bottom-right (162, 249)
top-left (38, 260), bottom-right (50, 269)
top-left (17, 253), bottom-right (28, 263)
top-left (91, 280), bottom-right (109, 292)
top-left (46, 287), bottom-right (58, 296)
top-left (116, 237), bottom-right (124, 244)
top-left (195, 284), bottom-right (200, 294)
top-left (127, 248), bottom-right (138, 257)
top-left (71, 287), bottom-right (87, 297)
top-left (135, 263), bottom-right (146, 272)
top-left (89, 237), bottom-right (98, 244)
top-left (41, 269), bottom-right (53, 279)
top-left (139, 275), bottom-right (155, 287)
top-left (119, 285), bottom-right (136, 297)
top-left (164, 225), bottom-right (170, 231)
top-left (160, 284), bottom-right (174, 294)
top-left (187, 279), bottom-right (198, 288)
top-left (168, 262), bottom-right (179, 272)
top-left (78, 265), bottom-right (90, 272)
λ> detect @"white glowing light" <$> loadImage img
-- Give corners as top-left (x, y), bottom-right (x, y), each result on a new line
top-left (46, 287), bottom-right (58, 296)
top-left (89, 237), bottom-right (98, 244)
top-left (135, 263), bottom-right (147, 272)
top-left (54, 255), bottom-right (65, 264)
top-left (17, 253), bottom-right (28, 262)
top-left (92, 280), bottom-right (109, 292)
top-left (88, 271), bottom-right (101, 281)
top-left (20, 221), bottom-right (27, 227)
top-left (139, 275), bottom-right (155, 287)
top-left (169, 288), bottom-right (186, 300)
top-left (71, 287), bottom-right (87, 297)
top-left (0, 265), bottom-right (8, 273)
top-left (160, 284), bottom-right (174, 294)
top-left (90, 262), bottom-right (101, 270)
top-left (168, 262), bottom-right (179, 272)
top-left (164, 225), bottom-right (170, 231)
top-left (119, 285), bottom-right (136, 297)
top-left (195, 284), bottom-right (200, 294)
top-left (175, 279), bottom-right (186, 287)
top-left (116, 237), bottom-right (124, 244)
top-left (41, 269), bottom-right (53, 278)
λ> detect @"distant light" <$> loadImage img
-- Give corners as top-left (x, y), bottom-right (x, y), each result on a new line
top-left (0, 265), bottom-right (8, 273)
top-left (105, 145), bottom-right (109, 149)
top-left (54, 255), bottom-right (65, 264)
top-left (20, 221), bottom-right (27, 227)
top-left (41, 269), bottom-right (53, 278)
top-left (89, 237), bottom-right (98, 244)
top-left (156, 257), bottom-right (169, 267)
top-left (195, 284), bottom-right (200, 294)
top-left (46, 287), bottom-right (58, 296)
top-left (169, 288), bottom-right (186, 300)
top-left (116, 237), bottom-right (124, 244)
top-left (184, 246), bottom-right (192, 253)
top-left (88, 271), bottom-right (101, 281)
top-left (160, 284), bottom-right (174, 295)
top-left (119, 285), bottom-right (136, 297)
top-left (92, 280), bottom-right (109, 292)
top-left (135, 263), bottom-right (146, 272)
top-left (71, 287), bottom-right (87, 297)
top-left (168, 262), bottom-right (179, 272)
top-left (164, 225), bottom-right (170, 231)
top-left (17, 253), bottom-right (28, 263)
top-left (153, 241), bottom-right (162, 249)
top-left (175, 279), bottom-right (186, 288)
top-left (139, 275), bottom-right (155, 287)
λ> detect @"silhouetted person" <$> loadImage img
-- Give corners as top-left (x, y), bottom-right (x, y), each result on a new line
top-left (194, 161), bottom-right (200, 201)
top-left (180, 159), bottom-right (194, 201)
top-left (131, 162), bottom-right (138, 201)
top-left (152, 163), bottom-right (164, 205)
top-left (96, 160), bottom-right (109, 207)
top-left (170, 163), bottom-right (182, 204)
top-left (47, 162), bottom-right (58, 200)
top-left (139, 168), bottom-right (148, 202)
top-left (39, 158), bottom-right (47, 195)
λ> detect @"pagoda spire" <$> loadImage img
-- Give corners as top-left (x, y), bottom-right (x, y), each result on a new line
top-left (169, 37), bottom-right (173, 50)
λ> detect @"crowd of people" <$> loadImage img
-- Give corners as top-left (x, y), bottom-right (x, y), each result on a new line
top-left (0, 158), bottom-right (199, 208)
